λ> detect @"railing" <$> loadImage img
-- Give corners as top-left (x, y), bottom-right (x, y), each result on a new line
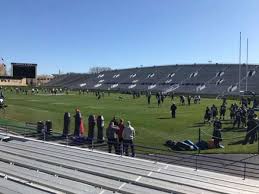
top-left (0, 121), bottom-right (259, 180)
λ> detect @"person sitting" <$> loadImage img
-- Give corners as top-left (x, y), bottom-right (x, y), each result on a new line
top-left (122, 121), bottom-right (136, 157)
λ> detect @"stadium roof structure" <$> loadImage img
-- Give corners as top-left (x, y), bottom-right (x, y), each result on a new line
top-left (46, 63), bottom-right (259, 95)
top-left (0, 133), bottom-right (259, 194)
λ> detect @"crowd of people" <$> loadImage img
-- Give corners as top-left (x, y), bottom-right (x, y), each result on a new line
top-left (203, 97), bottom-right (259, 148)
top-left (73, 110), bottom-right (136, 157)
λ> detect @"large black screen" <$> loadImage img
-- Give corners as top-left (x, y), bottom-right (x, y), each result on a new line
top-left (12, 63), bottom-right (37, 78)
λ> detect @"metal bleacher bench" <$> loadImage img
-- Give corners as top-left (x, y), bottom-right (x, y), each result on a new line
top-left (0, 134), bottom-right (10, 142)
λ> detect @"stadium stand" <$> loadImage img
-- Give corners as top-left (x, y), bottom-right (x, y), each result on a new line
top-left (0, 133), bottom-right (259, 194)
top-left (45, 64), bottom-right (259, 95)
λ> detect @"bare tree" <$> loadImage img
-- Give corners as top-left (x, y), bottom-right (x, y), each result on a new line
top-left (88, 66), bottom-right (112, 74)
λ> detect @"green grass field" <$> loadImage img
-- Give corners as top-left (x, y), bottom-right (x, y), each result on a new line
top-left (0, 91), bottom-right (258, 154)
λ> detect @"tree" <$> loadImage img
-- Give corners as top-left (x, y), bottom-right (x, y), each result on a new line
top-left (88, 66), bottom-right (112, 74)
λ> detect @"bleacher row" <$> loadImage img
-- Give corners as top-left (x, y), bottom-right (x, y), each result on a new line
top-left (0, 134), bottom-right (259, 194)
top-left (45, 64), bottom-right (259, 95)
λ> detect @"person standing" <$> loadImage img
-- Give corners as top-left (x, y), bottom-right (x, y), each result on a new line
top-left (106, 122), bottom-right (119, 154)
top-left (122, 121), bottom-right (135, 157)
top-left (118, 119), bottom-right (125, 154)
top-left (157, 95), bottom-right (161, 107)
top-left (243, 115), bottom-right (258, 144)
top-left (170, 103), bottom-right (177, 118)
top-left (147, 93), bottom-right (151, 105)
top-left (204, 106), bottom-right (211, 123)
top-left (220, 104), bottom-right (226, 120)
top-left (212, 118), bottom-right (222, 148)
top-left (187, 96), bottom-right (191, 106)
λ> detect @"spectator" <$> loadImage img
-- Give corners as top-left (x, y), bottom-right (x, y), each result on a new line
top-left (118, 119), bottom-right (125, 154)
top-left (110, 116), bottom-right (119, 126)
top-left (106, 122), bottom-right (119, 154)
top-left (122, 121), bottom-right (135, 157)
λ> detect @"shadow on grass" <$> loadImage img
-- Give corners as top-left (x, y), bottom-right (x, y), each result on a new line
top-left (222, 127), bottom-right (246, 133)
top-left (192, 122), bottom-right (206, 128)
top-left (228, 139), bottom-right (244, 145)
top-left (157, 117), bottom-right (172, 120)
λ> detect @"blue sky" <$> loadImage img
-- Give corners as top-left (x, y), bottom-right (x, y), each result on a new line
top-left (0, 0), bottom-right (258, 74)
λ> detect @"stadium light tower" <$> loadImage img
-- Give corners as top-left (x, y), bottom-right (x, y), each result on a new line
top-left (246, 38), bottom-right (248, 91)
top-left (239, 32), bottom-right (242, 95)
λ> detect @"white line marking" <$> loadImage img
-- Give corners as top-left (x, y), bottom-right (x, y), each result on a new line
top-left (118, 182), bottom-right (126, 190)
top-left (135, 176), bottom-right (142, 182)
top-left (99, 190), bottom-right (105, 194)
top-left (147, 171), bottom-right (153, 176)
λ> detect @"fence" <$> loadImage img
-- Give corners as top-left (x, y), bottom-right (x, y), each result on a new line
top-left (0, 121), bottom-right (259, 180)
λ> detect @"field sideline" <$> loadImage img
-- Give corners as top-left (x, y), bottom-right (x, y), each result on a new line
top-left (0, 91), bottom-right (258, 154)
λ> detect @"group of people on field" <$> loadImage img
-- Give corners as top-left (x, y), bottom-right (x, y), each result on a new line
top-left (74, 109), bottom-right (136, 157)
top-left (203, 97), bottom-right (259, 148)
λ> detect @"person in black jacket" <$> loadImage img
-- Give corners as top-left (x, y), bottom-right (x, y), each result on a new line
top-left (170, 103), bottom-right (177, 118)
top-left (106, 122), bottom-right (119, 154)
top-left (212, 118), bottom-right (222, 148)
top-left (243, 115), bottom-right (258, 144)
top-left (219, 104), bottom-right (226, 120)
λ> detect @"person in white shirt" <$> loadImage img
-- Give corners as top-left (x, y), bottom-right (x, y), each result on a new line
top-left (122, 121), bottom-right (135, 157)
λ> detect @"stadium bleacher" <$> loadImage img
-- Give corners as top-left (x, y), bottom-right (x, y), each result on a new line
top-left (46, 64), bottom-right (259, 95)
top-left (0, 133), bottom-right (259, 194)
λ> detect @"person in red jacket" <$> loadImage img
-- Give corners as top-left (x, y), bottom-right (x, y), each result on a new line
top-left (117, 119), bottom-right (125, 154)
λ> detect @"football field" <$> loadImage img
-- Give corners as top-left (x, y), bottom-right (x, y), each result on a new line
top-left (0, 91), bottom-right (258, 154)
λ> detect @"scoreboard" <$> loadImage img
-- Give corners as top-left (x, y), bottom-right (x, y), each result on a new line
top-left (11, 63), bottom-right (37, 79)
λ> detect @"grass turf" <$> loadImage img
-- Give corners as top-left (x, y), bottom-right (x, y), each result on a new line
top-left (0, 91), bottom-right (258, 154)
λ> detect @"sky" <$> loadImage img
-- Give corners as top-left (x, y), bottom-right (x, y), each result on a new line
top-left (0, 0), bottom-right (259, 74)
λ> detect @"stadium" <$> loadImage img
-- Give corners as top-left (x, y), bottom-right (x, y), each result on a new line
top-left (1, 62), bottom-right (259, 193)
top-left (1, 0), bottom-right (259, 193)
top-left (46, 63), bottom-right (259, 95)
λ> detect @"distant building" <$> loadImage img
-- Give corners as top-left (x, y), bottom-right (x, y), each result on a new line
top-left (0, 76), bottom-right (27, 86)
top-left (37, 75), bottom-right (54, 86)
top-left (0, 63), bottom-right (7, 76)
